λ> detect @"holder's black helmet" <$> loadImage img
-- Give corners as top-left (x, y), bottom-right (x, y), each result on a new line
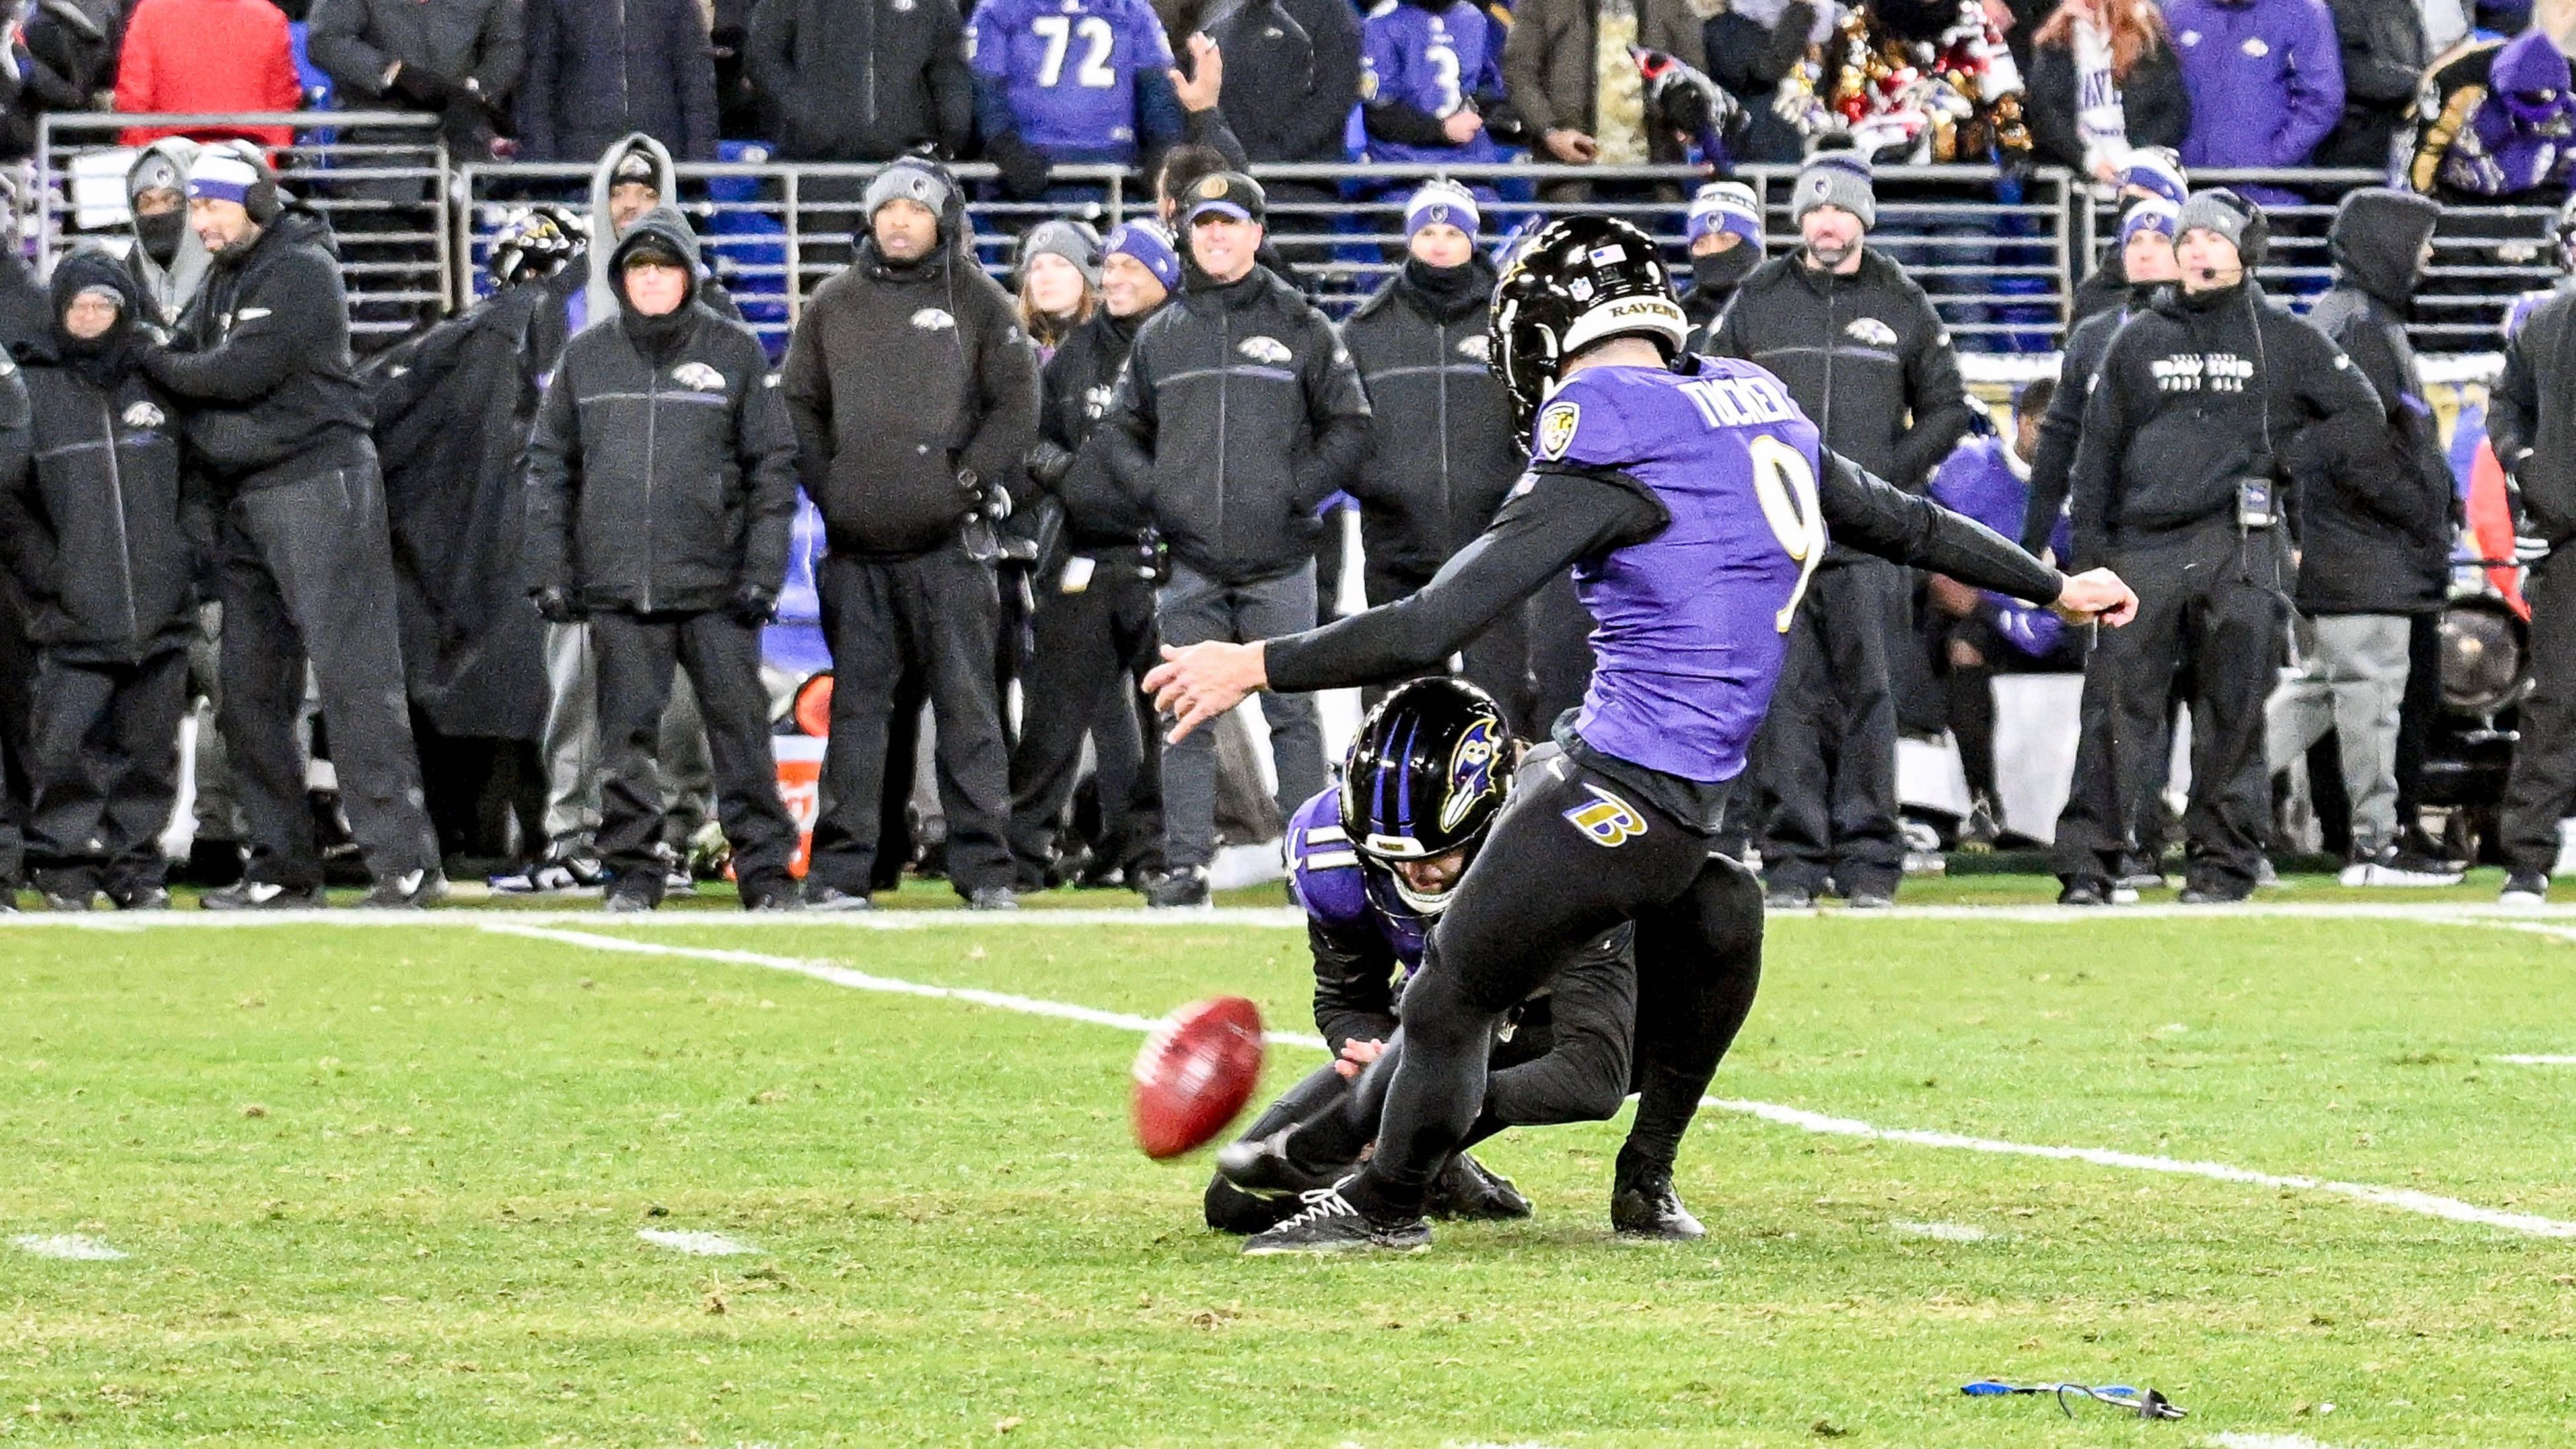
top-left (1488, 214), bottom-right (1690, 433)
top-left (1339, 678), bottom-right (1513, 911)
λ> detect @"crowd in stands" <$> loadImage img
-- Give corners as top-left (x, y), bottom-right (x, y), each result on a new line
top-left (0, 0), bottom-right (2570, 920)
top-left (3, 0), bottom-right (2575, 207)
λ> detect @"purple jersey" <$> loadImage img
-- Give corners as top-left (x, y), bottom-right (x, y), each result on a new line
top-left (968, 0), bottom-right (1174, 157)
top-left (1360, 0), bottom-right (1505, 164)
top-left (1287, 789), bottom-right (1429, 970)
top-left (1532, 358), bottom-right (1826, 784)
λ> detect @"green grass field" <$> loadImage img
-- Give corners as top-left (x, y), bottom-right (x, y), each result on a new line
top-left (5, 894), bottom-right (2575, 1447)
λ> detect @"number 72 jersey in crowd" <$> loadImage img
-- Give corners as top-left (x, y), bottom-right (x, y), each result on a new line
top-left (968, 0), bottom-right (1175, 159)
top-left (1537, 356), bottom-right (1826, 786)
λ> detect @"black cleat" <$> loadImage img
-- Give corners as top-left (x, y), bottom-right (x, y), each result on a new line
top-left (358, 868), bottom-right (447, 909)
top-left (40, 888), bottom-right (98, 913)
top-left (803, 884), bottom-right (873, 912)
top-left (1426, 1151), bottom-right (1533, 1221)
top-left (965, 886), bottom-right (1020, 911)
top-left (2057, 879), bottom-right (2110, 907)
top-left (1611, 1164), bottom-right (1706, 1241)
top-left (1241, 1180), bottom-right (1431, 1256)
top-left (1762, 883), bottom-right (1816, 910)
top-left (110, 885), bottom-right (172, 911)
top-left (201, 880), bottom-right (326, 911)
top-left (1215, 1127), bottom-right (1342, 1201)
top-left (1145, 866), bottom-right (1211, 910)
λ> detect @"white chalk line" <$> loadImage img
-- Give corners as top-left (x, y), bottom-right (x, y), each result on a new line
top-left (637, 1228), bottom-right (760, 1257)
top-left (1890, 1220), bottom-right (1991, 1242)
top-left (493, 925), bottom-right (2576, 1241)
top-left (2210, 1434), bottom-right (2345, 1449)
top-left (11, 1233), bottom-right (126, 1261)
top-left (2497, 1054), bottom-right (2576, 1065)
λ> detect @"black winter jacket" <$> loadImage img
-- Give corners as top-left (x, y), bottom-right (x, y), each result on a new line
top-left (1103, 266), bottom-right (1372, 584)
top-left (2024, 36), bottom-right (2191, 174)
top-left (1338, 258), bottom-right (1520, 578)
top-left (516, 0), bottom-right (721, 162)
top-left (309, 0), bottom-right (526, 108)
top-left (2023, 297), bottom-right (2133, 555)
top-left (2295, 189), bottom-right (2452, 615)
top-left (2314, 0), bottom-right (2426, 169)
top-left (524, 210), bottom-right (799, 614)
top-left (744, 0), bottom-right (972, 160)
top-left (779, 215), bottom-right (1039, 559)
top-left (1207, 0), bottom-right (1364, 162)
top-left (2067, 279), bottom-right (2386, 571)
top-left (0, 264), bottom-right (193, 664)
top-left (141, 210), bottom-right (375, 493)
top-left (2491, 290), bottom-right (2576, 549)
top-left (1703, 4), bottom-right (1819, 164)
top-left (1034, 308), bottom-right (1156, 549)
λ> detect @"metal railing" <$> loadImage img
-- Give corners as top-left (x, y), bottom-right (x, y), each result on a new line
top-left (32, 111), bottom-right (453, 337)
top-left (15, 111), bottom-right (2555, 355)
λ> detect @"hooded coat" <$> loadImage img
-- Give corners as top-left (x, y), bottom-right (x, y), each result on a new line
top-left (524, 207), bottom-right (800, 615)
top-left (141, 206), bottom-right (376, 493)
top-left (120, 139), bottom-right (213, 330)
top-left (2293, 188), bottom-right (2454, 615)
top-left (366, 274), bottom-right (556, 739)
top-left (777, 165), bottom-right (1039, 559)
top-left (0, 254), bottom-right (196, 665)
top-left (1338, 256), bottom-right (1521, 578)
top-left (576, 134), bottom-right (746, 342)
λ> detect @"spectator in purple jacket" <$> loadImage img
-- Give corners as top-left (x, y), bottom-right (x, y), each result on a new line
top-left (1925, 381), bottom-right (2081, 843)
top-left (2166, 0), bottom-right (2344, 200)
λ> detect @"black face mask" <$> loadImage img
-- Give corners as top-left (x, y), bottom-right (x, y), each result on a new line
top-left (1403, 255), bottom-right (1485, 316)
top-left (135, 209), bottom-right (186, 267)
top-left (1693, 246), bottom-right (1760, 295)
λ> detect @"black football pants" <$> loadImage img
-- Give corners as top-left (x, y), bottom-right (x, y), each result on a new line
top-left (1345, 750), bottom-right (1765, 1218)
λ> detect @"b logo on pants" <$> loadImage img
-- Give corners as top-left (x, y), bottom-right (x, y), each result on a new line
top-left (1562, 786), bottom-right (1645, 847)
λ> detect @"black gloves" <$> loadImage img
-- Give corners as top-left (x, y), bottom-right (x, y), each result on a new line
top-left (956, 468), bottom-right (1013, 524)
top-left (532, 586), bottom-right (579, 624)
top-left (987, 131), bottom-right (1054, 202)
top-left (390, 63), bottom-right (460, 108)
top-left (729, 583), bottom-right (779, 627)
top-left (1024, 439), bottom-right (1075, 491)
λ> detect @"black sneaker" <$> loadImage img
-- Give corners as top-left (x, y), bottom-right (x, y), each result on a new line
top-left (1610, 1162), bottom-right (1706, 1241)
top-left (1240, 1180), bottom-right (1431, 1256)
top-left (1215, 1127), bottom-right (1342, 1200)
top-left (1843, 889), bottom-right (1896, 911)
top-left (740, 888), bottom-right (803, 913)
top-left (201, 881), bottom-right (326, 911)
top-left (1958, 794), bottom-right (2002, 849)
top-left (110, 885), bottom-right (172, 911)
top-left (357, 868), bottom-right (447, 909)
top-left (965, 886), bottom-right (1020, 911)
top-left (604, 888), bottom-right (657, 915)
top-left (2176, 882), bottom-right (2251, 905)
top-left (1426, 1152), bottom-right (1532, 1221)
top-left (803, 884), bottom-right (873, 912)
top-left (2501, 871), bottom-right (2550, 908)
top-left (1763, 883), bottom-right (1816, 910)
top-left (40, 888), bottom-right (97, 913)
top-left (2057, 879), bottom-right (2110, 907)
top-left (1145, 866), bottom-right (1210, 910)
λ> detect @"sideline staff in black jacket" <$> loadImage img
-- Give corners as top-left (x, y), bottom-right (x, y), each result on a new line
top-left (0, 255), bottom-right (191, 910)
top-left (1006, 219), bottom-right (1181, 890)
top-left (1338, 182), bottom-right (1530, 729)
top-left (1102, 170), bottom-right (1371, 907)
top-left (781, 157), bottom-right (1038, 911)
top-left (141, 146), bottom-right (443, 910)
top-left (524, 208), bottom-right (802, 913)
top-left (2057, 189), bottom-right (2385, 903)
top-left (1707, 145), bottom-right (1974, 908)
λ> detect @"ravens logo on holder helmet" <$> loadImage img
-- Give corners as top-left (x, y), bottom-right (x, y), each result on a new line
top-left (1339, 678), bottom-right (1515, 915)
top-left (1487, 215), bottom-right (1691, 434)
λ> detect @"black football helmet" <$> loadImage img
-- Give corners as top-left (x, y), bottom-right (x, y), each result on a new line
top-left (1488, 214), bottom-right (1690, 433)
top-left (1339, 678), bottom-right (1514, 913)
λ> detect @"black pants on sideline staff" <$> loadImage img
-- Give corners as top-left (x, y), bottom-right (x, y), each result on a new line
top-left (1006, 555), bottom-right (1164, 887)
top-left (1363, 559), bottom-right (1539, 735)
top-left (1348, 750), bottom-right (1764, 1215)
top-left (808, 547), bottom-right (1015, 899)
top-left (2500, 551), bottom-right (2576, 877)
top-left (24, 648), bottom-right (188, 898)
top-left (590, 608), bottom-right (797, 905)
top-left (2085, 524), bottom-right (2287, 894)
top-left (1752, 557), bottom-right (1904, 899)
top-left (216, 458), bottom-right (439, 889)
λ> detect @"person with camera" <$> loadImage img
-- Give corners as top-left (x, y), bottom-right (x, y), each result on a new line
top-left (2056, 188), bottom-right (2386, 903)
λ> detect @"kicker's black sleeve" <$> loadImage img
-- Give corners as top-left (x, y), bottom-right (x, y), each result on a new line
top-left (1309, 919), bottom-right (1400, 1056)
top-left (1263, 466), bottom-right (1666, 693)
top-left (1819, 450), bottom-right (2066, 606)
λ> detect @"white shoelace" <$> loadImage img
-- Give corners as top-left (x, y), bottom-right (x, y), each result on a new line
top-left (1271, 1182), bottom-right (1361, 1231)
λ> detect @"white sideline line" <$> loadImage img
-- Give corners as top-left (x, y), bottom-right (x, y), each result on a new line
top-left (495, 925), bottom-right (2576, 1241)
top-left (2210, 1434), bottom-right (2346, 1449)
top-left (2496, 1054), bottom-right (2576, 1065)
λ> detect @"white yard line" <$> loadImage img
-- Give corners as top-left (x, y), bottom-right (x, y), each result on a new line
top-left (492, 925), bottom-right (2576, 1241)
top-left (1890, 1220), bottom-right (1991, 1242)
top-left (637, 1228), bottom-right (759, 1256)
top-left (11, 1233), bottom-right (127, 1260)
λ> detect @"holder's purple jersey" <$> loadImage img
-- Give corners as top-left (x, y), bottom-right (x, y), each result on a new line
top-left (1287, 788), bottom-right (1429, 970)
top-left (968, 0), bottom-right (1174, 157)
top-left (1361, 0), bottom-right (1505, 164)
top-left (1534, 357), bottom-right (1827, 784)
